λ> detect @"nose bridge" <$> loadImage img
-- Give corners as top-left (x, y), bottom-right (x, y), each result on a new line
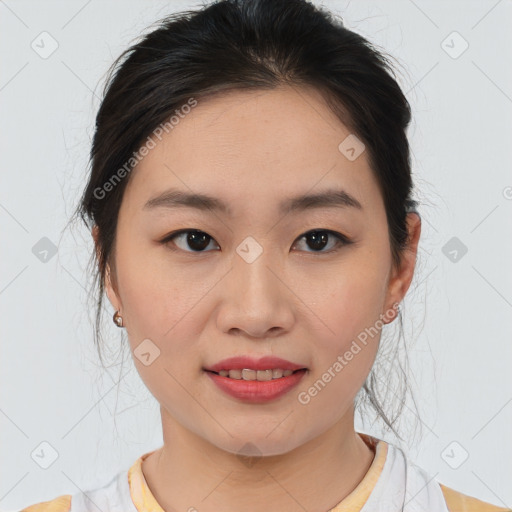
top-left (216, 236), bottom-right (293, 337)
top-left (233, 236), bottom-right (280, 305)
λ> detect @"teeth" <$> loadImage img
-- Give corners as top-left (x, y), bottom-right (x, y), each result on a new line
top-left (216, 368), bottom-right (297, 380)
top-left (272, 369), bottom-right (284, 379)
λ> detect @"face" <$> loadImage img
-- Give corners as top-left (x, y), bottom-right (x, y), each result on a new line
top-left (100, 85), bottom-right (420, 457)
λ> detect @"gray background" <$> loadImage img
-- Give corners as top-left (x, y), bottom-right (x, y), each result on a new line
top-left (1, 0), bottom-right (511, 509)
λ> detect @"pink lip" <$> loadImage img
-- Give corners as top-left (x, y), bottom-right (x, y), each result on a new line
top-left (204, 356), bottom-right (307, 373)
top-left (205, 369), bottom-right (307, 403)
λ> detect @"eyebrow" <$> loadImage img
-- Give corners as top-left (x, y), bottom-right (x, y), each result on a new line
top-left (143, 187), bottom-right (363, 216)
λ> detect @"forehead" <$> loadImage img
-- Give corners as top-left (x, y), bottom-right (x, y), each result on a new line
top-left (123, 85), bottom-right (382, 218)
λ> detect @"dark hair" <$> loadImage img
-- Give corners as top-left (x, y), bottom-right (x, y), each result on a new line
top-left (71, 0), bottom-right (421, 440)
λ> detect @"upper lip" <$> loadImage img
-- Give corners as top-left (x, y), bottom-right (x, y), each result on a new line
top-left (204, 356), bottom-right (307, 373)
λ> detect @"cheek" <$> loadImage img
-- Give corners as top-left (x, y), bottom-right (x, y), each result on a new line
top-left (113, 238), bottom-right (211, 367)
top-left (115, 233), bottom-right (194, 322)
top-left (302, 255), bottom-right (388, 384)
top-left (115, 247), bottom-right (209, 409)
top-left (297, 278), bottom-right (382, 423)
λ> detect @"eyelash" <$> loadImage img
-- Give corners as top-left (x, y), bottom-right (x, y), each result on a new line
top-left (159, 229), bottom-right (353, 255)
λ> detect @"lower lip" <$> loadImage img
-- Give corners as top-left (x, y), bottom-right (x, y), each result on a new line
top-left (205, 369), bottom-right (307, 403)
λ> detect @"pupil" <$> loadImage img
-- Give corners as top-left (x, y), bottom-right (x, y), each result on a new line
top-left (308, 231), bottom-right (328, 251)
top-left (185, 230), bottom-right (329, 252)
top-left (188, 231), bottom-right (209, 251)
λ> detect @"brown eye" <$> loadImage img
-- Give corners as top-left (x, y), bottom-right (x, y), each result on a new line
top-left (293, 230), bottom-right (351, 253)
top-left (161, 228), bottom-right (351, 254)
top-left (162, 230), bottom-right (219, 252)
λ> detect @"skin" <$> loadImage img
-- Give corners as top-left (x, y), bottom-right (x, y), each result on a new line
top-left (94, 84), bottom-right (421, 512)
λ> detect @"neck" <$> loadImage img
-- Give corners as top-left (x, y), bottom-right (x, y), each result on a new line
top-left (141, 405), bottom-right (375, 512)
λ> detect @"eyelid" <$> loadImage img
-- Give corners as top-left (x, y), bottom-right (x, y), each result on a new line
top-left (160, 229), bottom-right (220, 251)
top-left (293, 229), bottom-right (352, 253)
top-left (160, 228), bottom-right (353, 254)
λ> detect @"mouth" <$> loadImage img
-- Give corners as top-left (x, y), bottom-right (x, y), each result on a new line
top-left (204, 367), bottom-right (308, 403)
top-left (204, 368), bottom-right (307, 381)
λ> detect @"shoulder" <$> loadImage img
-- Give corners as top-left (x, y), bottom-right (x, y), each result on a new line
top-left (18, 451), bottom-right (152, 512)
top-left (440, 483), bottom-right (511, 512)
top-left (20, 495), bottom-right (71, 512)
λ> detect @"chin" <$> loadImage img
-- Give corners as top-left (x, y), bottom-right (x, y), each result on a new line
top-left (210, 431), bottom-right (302, 459)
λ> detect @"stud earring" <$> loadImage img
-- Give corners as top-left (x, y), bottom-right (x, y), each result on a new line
top-left (113, 310), bottom-right (124, 328)
top-left (383, 303), bottom-right (401, 325)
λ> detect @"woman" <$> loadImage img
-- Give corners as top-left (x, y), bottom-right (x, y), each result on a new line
top-left (21, 0), bottom-right (510, 510)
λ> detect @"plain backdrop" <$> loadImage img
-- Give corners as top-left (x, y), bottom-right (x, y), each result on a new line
top-left (1, 0), bottom-right (511, 510)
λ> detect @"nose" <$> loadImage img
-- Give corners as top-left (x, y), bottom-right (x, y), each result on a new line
top-left (215, 248), bottom-right (295, 339)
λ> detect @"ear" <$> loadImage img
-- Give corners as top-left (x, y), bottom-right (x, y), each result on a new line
top-left (383, 212), bottom-right (421, 321)
top-left (92, 225), bottom-right (122, 311)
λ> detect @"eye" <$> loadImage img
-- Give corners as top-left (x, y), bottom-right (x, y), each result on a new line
top-left (292, 229), bottom-right (351, 253)
top-left (160, 228), bottom-right (352, 254)
top-left (161, 229), bottom-right (219, 252)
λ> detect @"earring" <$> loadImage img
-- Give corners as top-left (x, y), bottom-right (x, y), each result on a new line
top-left (113, 310), bottom-right (124, 328)
top-left (383, 303), bottom-right (401, 324)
